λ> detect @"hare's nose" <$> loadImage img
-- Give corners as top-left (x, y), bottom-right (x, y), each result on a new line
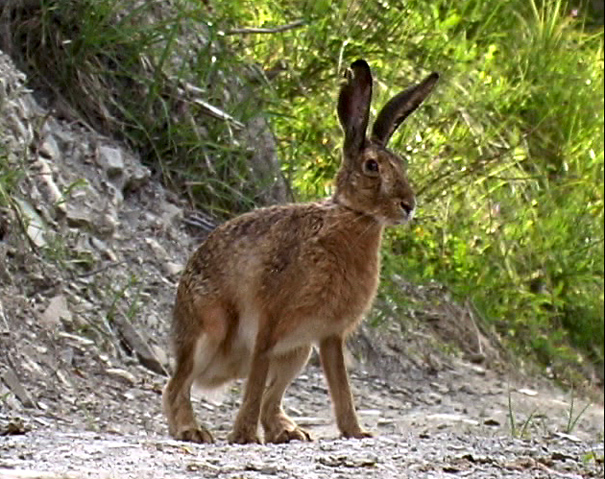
top-left (400, 200), bottom-right (415, 216)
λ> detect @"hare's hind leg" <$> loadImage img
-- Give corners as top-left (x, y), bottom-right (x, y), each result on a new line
top-left (261, 345), bottom-right (313, 444)
top-left (319, 335), bottom-right (372, 439)
top-left (162, 336), bottom-right (214, 443)
top-left (163, 301), bottom-right (230, 443)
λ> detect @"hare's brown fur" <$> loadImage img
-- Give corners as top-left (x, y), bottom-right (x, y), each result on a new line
top-left (163, 60), bottom-right (438, 444)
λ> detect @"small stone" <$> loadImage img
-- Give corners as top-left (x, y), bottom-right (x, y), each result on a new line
top-left (14, 198), bottom-right (46, 247)
top-left (106, 368), bottom-right (137, 386)
top-left (163, 261), bottom-right (183, 277)
top-left (358, 409), bottom-right (382, 417)
top-left (98, 145), bottom-right (124, 177)
top-left (0, 299), bottom-right (9, 334)
top-left (467, 352), bottom-right (486, 364)
top-left (555, 432), bottom-right (582, 443)
top-left (57, 331), bottom-right (95, 347)
top-left (293, 416), bottom-right (328, 426)
top-left (90, 237), bottom-right (118, 261)
top-left (39, 134), bottom-right (60, 160)
top-left (33, 156), bottom-right (64, 216)
top-left (124, 164), bottom-right (151, 191)
top-left (518, 388), bottom-right (538, 397)
top-left (66, 208), bottom-right (94, 230)
top-left (97, 212), bottom-right (119, 238)
top-left (1, 369), bottom-right (35, 408)
top-left (40, 295), bottom-right (72, 327)
top-left (149, 345), bottom-right (170, 372)
top-left (0, 417), bottom-right (31, 436)
top-left (145, 238), bottom-right (169, 261)
top-left (112, 315), bottom-right (167, 376)
top-left (160, 202), bottom-right (183, 227)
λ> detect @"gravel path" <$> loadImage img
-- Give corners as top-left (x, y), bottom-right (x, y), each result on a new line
top-left (2, 429), bottom-right (602, 479)
top-left (1, 363), bottom-right (603, 478)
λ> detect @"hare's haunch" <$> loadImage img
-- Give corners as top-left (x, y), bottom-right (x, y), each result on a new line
top-left (163, 59), bottom-right (438, 444)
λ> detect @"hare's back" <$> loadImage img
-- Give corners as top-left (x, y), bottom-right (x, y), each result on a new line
top-left (177, 200), bottom-right (381, 355)
top-left (181, 202), bottom-right (329, 288)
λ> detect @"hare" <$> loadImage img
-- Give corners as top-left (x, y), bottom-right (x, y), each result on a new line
top-left (163, 59), bottom-right (438, 445)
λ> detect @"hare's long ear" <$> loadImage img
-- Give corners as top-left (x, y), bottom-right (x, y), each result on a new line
top-left (338, 59), bottom-right (373, 157)
top-left (371, 72), bottom-right (439, 147)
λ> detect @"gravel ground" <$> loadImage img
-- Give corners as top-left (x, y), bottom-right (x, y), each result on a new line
top-left (1, 363), bottom-right (603, 479)
top-left (2, 429), bottom-right (603, 479)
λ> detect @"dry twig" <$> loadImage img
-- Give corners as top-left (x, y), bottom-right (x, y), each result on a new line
top-left (224, 19), bottom-right (305, 36)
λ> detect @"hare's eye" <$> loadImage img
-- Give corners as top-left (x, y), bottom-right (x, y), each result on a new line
top-left (364, 159), bottom-right (380, 175)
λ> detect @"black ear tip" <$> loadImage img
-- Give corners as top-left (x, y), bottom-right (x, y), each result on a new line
top-left (420, 72), bottom-right (440, 91)
top-left (350, 59), bottom-right (371, 76)
top-left (351, 59), bottom-right (369, 69)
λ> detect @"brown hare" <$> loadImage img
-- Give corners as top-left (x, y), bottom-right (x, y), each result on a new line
top-left (163, 59), bottom-right (438, 445)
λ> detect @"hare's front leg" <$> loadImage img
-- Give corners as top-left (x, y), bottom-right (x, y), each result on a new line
top-left (261, 345), bottom-right (313, 443)
top-left (319, 335), bottom-right (372, 439)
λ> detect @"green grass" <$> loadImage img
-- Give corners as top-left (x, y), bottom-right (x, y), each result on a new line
top-left (0, 146), bottom-right (22, 210)
top-left (2, 0), bottom-right (603, 385)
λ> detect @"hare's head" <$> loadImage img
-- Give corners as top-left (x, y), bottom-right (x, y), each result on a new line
top-left (334, 60), bottom-right (438, 226)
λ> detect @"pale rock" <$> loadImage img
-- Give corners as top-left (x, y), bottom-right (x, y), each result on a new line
top-left (106, 368), bottom-right (137, 386)
top-left (518, 388), bottom-right (538, 397)
top-left (160, 202), bottom-right (183, 227)
top-left (124, 164), bottom-right (151, 191)
top-left (97, 145), bottom-right (124, 177)
top-left (66, 206), bottom-right (94, 230)
top-left (1, 368), bottom-right (35, 408)
top-left (112, 314), bottom-right (167, 376)
top-left (90, 237), bottom-right (118, 261)
top-left (55, 369), bottom-right (73, 388)
top-left (57, 331), bottom-right (95, 347)
top-left (145, 238), bottom-right (169, 261)
top-left (555, 431), bottom-right (582, 443)
top-left (427, 413), bottom-right (479, 426)
top-left (97, 212), bottom-right (119, 238)
top-left (0, 299), bottom-right (8, 333)
top-left (0, 382), bottom-right (22, 410)
top-left (150, 345), bottom-right (170, 372)
top-left (163, 261), bottom-right (183, 277)
top-left (40, 295), bottom-right (72, 327)
top-left (33, 156), bottom-right (65, 216)
top-left (39, 134), bottom-right (60, 160)
top-left (14, 198), bottom-right (46, 247)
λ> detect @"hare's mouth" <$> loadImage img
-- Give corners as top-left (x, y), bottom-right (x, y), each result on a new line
top-left (388, 208), bottom-right (415, 226)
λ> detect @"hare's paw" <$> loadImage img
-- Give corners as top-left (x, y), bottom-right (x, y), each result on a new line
top-left (227, 427), bottom-right (261, 445)
top-left (342, 428), bottom-right (373, 439)
top-left (266, 425), bottom-right (313, 444)
top-left (175, 426), bottom-right (214, 444)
